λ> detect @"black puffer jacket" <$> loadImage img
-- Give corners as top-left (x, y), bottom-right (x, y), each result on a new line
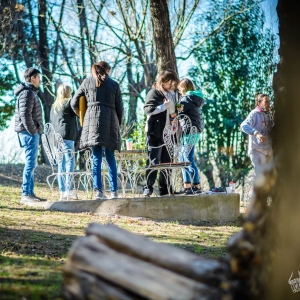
top-left (144, 88), bottom-right (167, 139)
top-left (71, 76), bottom-right (123, 151)
top-left (14, 82), bottom-right (44, 135)
top-left (50, 100), bottom-right (79, 141)
top-left (179, 94), bottom-right (204, 133)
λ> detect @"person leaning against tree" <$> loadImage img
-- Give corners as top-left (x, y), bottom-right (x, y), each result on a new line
top-left (71, 61), bottom-right (124, 200)
top-left (143, 69), bottom-right (180, 197)
top-left (50, 84), bottom-right (79, 201)
top-left (240, 94), bottom-right (274, 192)
top-left (14, 67), bottom-right (45, 203)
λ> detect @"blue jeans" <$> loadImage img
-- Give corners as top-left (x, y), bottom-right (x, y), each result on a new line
top-left (58, 140), bottom-right (75, 192)
top-left (18, 132), bottom-right (40, 196)
top-left (92, 145), bottom-right (118, 192)
top-left (181, 146), bottom-right (200, 185)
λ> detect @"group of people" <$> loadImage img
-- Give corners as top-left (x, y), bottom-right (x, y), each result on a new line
top-left (15, 63), bottom-right (123, 203)
top-left (14, 64), bottom-right (273, 203)
top-left (143, 70), bottom-right (204, 196)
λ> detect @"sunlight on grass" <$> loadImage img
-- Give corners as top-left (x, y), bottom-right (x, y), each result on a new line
top-left (0, 177), bottom-right (242, 299)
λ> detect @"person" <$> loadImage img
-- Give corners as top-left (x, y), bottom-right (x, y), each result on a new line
top-left (240, 94), bottom-right (273, 191)
top-left (177, 78), bottom-right (204, 194)
top-left (71, 61), bottom-right (123, 200)
top-left (14, 67), bottom-right (44, 203)
top-left (143, 69), bottom-right (179, 196)
top-left (50, 84), bottom-right (79, 200)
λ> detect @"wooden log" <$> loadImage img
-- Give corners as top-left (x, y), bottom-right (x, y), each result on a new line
top-left (85, 223), bottom-right (229, 286)
top-left (63, 264), bottom-right (143, 300)
top-left (63, 235), bottom-right (222, 300)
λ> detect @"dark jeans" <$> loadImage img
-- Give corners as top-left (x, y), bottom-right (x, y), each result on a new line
top-left (145, 135), bottom-right (170, 195)
top-left (92, 145), bottom-right (118, 192)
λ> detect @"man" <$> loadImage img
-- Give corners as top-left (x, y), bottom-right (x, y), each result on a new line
top-left (14, 68), bottom-right (44, 203)
top-left (241, 94), bottom-right (273, 189)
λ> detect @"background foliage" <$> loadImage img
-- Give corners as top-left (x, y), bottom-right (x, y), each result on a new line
top-left (190, 0), bottom-right (277, 188)
top-left (0, 0), bottom-right (277, 187)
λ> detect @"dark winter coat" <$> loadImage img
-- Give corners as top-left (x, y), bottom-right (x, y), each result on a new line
top-left (179, 94), bottom-right (204, 133)
top-left (50, 100), bottom-right (79, 142)
top-left (144, 88), bottom-right (167, 139)
top-left (14, 82), bottom-right (44, 135)
top-left (71, 76), bottom-right (123, 151)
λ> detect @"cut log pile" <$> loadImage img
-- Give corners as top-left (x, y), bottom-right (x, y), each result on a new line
top-left (62, 223), bottom-right (237, 300)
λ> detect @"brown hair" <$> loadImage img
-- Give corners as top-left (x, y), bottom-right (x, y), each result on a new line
top-left (178, 78), bottom-right (195, 95)
top-left (153, 69), bottom-right (179, 92)
top-left (255, 93), bottom-right (269, 106)
top-left (92, 61), bottom-right (111, 87)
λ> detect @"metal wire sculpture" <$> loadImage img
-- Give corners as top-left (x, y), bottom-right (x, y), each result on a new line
top-left (145, 114), bottom-right (199, 196)
top-left (42, 123), bottom-right (94, 200)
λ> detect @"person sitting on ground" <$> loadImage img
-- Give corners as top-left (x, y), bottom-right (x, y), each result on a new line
top-left (14, 67), bottom-right (45, 203)
top-left (240, 94), bottom-right (273, 197)
top-left (177, 78), bottom-right (204, 195)
top-left (50, 84), bottom-right (79, 200)
top-left (143, 70), bottom-right (180, 197)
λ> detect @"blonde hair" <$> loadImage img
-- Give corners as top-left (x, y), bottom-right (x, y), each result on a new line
top-left (178, 78), bottom-right (195, 95)
top-left (255, 93), bottom-right (269, 106)
top-left (52, 84), bottom-right (72, 113)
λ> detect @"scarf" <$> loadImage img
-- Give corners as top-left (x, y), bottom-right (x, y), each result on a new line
top-left (256, 106), bottom-right (270, 114)
top-left (163, 90), bottom-right (178, 126)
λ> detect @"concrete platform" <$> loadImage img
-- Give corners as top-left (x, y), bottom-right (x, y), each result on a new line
top-left (25, 193), bottom-right (240, 222)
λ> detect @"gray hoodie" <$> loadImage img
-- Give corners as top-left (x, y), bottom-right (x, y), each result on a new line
top-left (240, 107), bottom-right (273, 155)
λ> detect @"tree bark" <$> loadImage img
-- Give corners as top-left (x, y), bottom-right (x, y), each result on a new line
top-left (149, 0), bottom-right (177, 73)
top-left (38, 0), bottom-right (54, 123)
top-left (264, 0), bottom-right (300, 298)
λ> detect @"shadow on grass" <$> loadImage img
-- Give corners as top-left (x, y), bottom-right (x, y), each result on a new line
top-left (0, 227), bottom-right (77, 299)
top-left (0, 227), bottom-right (78, 258)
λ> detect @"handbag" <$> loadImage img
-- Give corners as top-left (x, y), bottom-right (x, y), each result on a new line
top-left (79, 95), bottom-right (87, 126)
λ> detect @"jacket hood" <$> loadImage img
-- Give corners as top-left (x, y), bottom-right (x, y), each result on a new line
top-left (14, 82), bottom-right (38, 96)
top-left (186, 90), bottom-right (204, 98)
top-left (184, 94), bottom-right (203, 108)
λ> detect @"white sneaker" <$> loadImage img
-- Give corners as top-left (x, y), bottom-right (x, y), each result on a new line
top-left (95, 190), bottom-right (107, 200)
top-left (110, 191), bottom-right (118, 199)
top-left (64, 190), bottom-right (78, 200)
top-left (60, 192), bottom-right (67, 201)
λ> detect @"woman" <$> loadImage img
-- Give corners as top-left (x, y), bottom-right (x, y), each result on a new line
top-left (177, 78), bottom-right (204, 194)
top-left (143, 69), bottom-right (179, 196)
top-left (50, 84), bottom-right (79, 200)
top-left (240, 94), bottom-right (273, 199)
top-left (71, 61), bottom-right (123, 200)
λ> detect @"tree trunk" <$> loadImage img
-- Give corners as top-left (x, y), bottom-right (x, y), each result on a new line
top-left (149, 0), bottom-right (177, 73)
top-left (264, 0), bottom-right (300, 298)
top-left (38, 0), bottom-right (53, 123)
top-left (126, 54), bottom-right (138, 130)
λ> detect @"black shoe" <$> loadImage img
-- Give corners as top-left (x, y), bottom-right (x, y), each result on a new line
top-left (30, 194), bottom-right (47, 201)
top-left (143, 188), bottom-right (153, 197)
top-left (159, 191), bottom-right (169, 196)
top-left (185, 187), bottom-right (202, 195)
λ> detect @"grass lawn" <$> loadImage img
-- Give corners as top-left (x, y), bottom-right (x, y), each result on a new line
top-left (0, 165), bottom-right (242, 299)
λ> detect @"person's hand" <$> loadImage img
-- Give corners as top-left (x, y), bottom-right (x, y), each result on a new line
top-left (256, 133), bottom-right (266, 143)
top-left (177, 104), bottom-right (184, 112)
top-left (164, 98), bottom-right (170, 108)
top-left (170, 113), bottom-right (177, 119)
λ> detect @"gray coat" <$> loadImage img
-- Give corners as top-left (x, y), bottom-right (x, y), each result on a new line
top-left (71, 76), bottom-right (123, 151)
top-left (14, 82), bottom-right (44, 135)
